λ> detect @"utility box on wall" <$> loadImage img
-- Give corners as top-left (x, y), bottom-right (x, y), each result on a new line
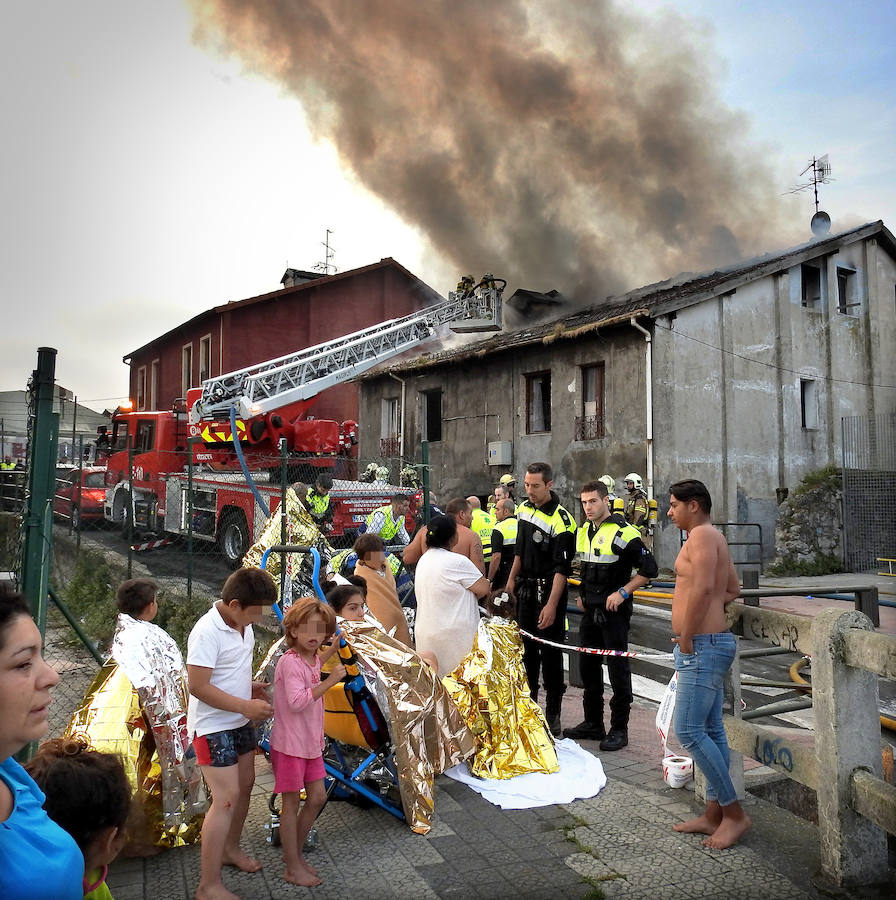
top-left (488, 441), bottom-right (512, 466)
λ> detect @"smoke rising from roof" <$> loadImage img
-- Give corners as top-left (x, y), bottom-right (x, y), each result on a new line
top-left (189, 0), bottom-right (793, 306)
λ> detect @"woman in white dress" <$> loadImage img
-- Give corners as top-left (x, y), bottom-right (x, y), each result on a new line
top-left (413, 515), bottom-right (491, 675)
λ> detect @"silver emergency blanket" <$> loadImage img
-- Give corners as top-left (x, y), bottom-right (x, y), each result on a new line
top-left (109, 615), bottom-right (207, 834)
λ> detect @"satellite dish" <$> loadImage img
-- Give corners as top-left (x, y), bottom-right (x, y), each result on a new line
top-left (811, 210), bottom-right (831, 236)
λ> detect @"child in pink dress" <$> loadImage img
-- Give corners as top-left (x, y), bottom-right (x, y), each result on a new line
top-left (270, 598), bottom-right (345, 888)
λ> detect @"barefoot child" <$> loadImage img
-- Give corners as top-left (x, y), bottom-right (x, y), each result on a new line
top-left (187, 568), bottom-right (276, 900)
top-left (270, 598), bottom-right (345, 887)
top-left (25, 737), bottom-right (132, 900)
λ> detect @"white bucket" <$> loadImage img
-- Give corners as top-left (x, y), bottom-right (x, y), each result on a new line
top-left (662, 755), bottom-right (693, 788)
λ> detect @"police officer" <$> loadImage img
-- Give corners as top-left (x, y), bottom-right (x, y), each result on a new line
top-left (466, 496), bottom-right (495, 565)
top-left (623, 472), bottom-right (649, 537)
top-left (487, 498), bottom-right (517, 590)
top-left (565, 480), bottom-right (658, 751)
top-left (305, 474), bottom-right (334, 531)
top-left (364, 493), bottom-right (411, 547)
top-left (506, 462), bottom-right (576, 736)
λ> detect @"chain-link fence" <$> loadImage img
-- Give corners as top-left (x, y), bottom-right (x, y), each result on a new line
top-left (26, 448), bottom-right (431, 738)
top-left (842, 412), bottom-right (896, 573)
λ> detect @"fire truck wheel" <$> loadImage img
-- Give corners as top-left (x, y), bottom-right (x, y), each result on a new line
top-left (112, 489), bottom-right (133, 540)
top-left (219, 510), bottom-right (249, 569)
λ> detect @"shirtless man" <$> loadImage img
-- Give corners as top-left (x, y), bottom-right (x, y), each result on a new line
top-left (667, 479), bottom-right (749, 849)
top-left (401, 497), bottom-right (485, 574)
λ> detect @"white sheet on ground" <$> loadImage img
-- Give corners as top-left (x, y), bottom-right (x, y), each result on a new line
top-left (444, 738), bottom-right (607, 809)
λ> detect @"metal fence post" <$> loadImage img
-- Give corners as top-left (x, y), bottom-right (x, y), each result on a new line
top-left (21, 348), bottom-right (59, 634)
top-left (812, 607), bottom-right (888, 886)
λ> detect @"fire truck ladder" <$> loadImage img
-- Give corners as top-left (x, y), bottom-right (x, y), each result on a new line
top-left (195, 280), bottom-right (503, 420)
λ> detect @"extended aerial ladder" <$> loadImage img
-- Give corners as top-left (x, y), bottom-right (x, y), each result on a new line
top-left (192, 275), bottom-right (504, 422)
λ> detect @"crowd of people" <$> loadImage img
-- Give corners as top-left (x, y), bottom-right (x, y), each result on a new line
top-left (0, 460), bottom-right (747, 899)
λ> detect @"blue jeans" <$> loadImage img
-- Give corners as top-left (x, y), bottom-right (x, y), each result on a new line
top-left (673, 632), bottom-right (737, 807)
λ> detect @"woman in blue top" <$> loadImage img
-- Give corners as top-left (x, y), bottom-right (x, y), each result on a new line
top-left (0, 587), bottom-right (83, 900)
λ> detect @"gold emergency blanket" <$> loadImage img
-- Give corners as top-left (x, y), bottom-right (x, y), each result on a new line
top-left (443, 616), bottom-right (558, 779)
top-left (243, 486), bottom-right (332, 601)
top-left (339, 620), bottom-right (477, 834)
top-left (255, 623), bottom-right (476, 834)
top-left (65, 614), bottom-right (207, 849)
top-left (66, 662), bottom-right (205, 850)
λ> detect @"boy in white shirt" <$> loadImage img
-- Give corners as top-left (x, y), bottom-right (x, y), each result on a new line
top-left (187, 568), bottom-right (276, 900)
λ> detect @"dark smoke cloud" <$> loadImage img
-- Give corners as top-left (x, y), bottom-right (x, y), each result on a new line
top-left (189, 0), bottom-right (794, 306)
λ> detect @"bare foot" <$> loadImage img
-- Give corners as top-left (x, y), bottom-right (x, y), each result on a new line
top-left (703, 811), bottom-right (751, 849)
top-left (673, 813), bottom-right (722, 836)
top-left (284, 868), bottom-right (322, 887)
top-left (298, 856), bottom-right (319, 877)
top-left (222, 849), bottom-right (262, 873)
top-left (195, 881), bottom-right (241, 900)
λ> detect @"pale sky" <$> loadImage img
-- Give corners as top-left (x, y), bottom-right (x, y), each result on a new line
top-left (1, 0), bottom-right (893, 412)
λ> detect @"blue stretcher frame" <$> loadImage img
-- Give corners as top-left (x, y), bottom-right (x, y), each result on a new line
top-left (259, 544), bottom-right (405, 822)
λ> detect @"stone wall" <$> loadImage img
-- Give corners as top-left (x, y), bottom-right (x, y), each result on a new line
top-left (770, 468), bottom-right (844, 575)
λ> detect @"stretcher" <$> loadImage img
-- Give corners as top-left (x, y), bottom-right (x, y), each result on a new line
top-left (258, 545), bottom-right (405, 846)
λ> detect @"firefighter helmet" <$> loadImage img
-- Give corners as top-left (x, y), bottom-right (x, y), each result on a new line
top-left (499, 473), bottom-right (516, 486)
top-left (624, 473), bottom-right (643, 491)
top-left (598, 474), bottom-right (615, 494)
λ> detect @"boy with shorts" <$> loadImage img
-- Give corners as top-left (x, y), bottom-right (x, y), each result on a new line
top-left (187, 568), bottom-right (276, 900)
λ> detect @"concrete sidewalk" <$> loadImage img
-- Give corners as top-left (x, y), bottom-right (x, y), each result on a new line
top-left (105, 691), bottom-right (869, 900)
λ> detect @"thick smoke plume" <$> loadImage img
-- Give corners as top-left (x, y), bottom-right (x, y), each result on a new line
top-left (190, 0), bottom-right (793, 305)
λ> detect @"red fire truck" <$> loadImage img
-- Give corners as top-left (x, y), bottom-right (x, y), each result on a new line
top-left (103, 276), bottom-right (503, 564)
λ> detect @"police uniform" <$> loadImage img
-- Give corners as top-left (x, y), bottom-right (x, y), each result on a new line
top-left (489, 514), bottom-right (517, 590)
top-left (575, 513), bottom-right (658, 736)
top-left (469, 507), bottom-right (495, 564)
top-left (513, 492), bottom-right (576, 712)
top-left (365, 505), bottom-right (410, 545)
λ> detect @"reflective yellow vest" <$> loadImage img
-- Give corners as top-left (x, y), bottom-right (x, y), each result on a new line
top-left (470, 508), bottom-right (496, 562)
top-left (305, 488), bottom-right (330, 517)
top-left (491, 515), bottom-right (518, 554)
top-left (365, 505), bottom-right (404, 541)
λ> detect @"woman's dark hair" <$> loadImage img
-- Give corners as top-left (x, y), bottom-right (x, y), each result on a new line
top-left (353, 533), bottom-right (385, 558)
top-left (0, 584), bottom-right (31, 651)
top-left (425, 514), bottom-right (457, 549)
top-left (326, 584), bottom-right (365, 613)
top-left (344, 574), bottom-right (367, 597)
top-left (115, 578), bottom-right (159, 617)
top-left (669, 479), bottom-right (713, 514)
top-left (25, 737), bottom-right (132, 855)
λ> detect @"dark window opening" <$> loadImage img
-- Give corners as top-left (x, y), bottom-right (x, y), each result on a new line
top-left (836, 267), bottom-right (859, 314)
top-left (800, 379), bottom-right (818, 429)
top-left (801, 264), bottom-right (821, 307)
top-left (575, 363), bottom-right (605, 440)
top-left (526, 372), bottom-right (551, 433)
top-left (423, 391), bottom-right (442, 443)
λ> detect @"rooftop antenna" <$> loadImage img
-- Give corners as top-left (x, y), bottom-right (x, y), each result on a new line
top-left (313, 228), bottom-right (337, 275)
top-left (788, 155), bottom-right (833, 236)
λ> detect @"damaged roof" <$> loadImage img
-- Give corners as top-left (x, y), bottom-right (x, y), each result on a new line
top-left (364, 219), bottom-right (895, 376)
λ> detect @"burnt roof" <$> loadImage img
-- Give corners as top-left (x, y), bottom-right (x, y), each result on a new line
top-left (364, 219), bottom-right (895, 375)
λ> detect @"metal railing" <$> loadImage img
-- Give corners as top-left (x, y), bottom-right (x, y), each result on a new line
top-left (724, 603), bottom-right (895, 888)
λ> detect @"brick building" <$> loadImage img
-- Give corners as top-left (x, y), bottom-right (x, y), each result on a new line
top-left (123, 259), bottom-right (441, 424)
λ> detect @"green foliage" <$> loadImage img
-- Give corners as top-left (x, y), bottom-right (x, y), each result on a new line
top-left (791, 465), bottom-right (841, 497)
top-left (59, 553), bottom-right (117, 650)
top-left (0, 513), bottom-right (21, 571)
top-left (153, 589), bottom-right (215, 656)
top-left (768, 553), bottom-right (844, 577)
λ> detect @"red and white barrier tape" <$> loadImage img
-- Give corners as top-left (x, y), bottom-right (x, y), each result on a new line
top-left (129, 538), bottom-right (173, 552)
top-left (516, 627), bottom-right (674, 660)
